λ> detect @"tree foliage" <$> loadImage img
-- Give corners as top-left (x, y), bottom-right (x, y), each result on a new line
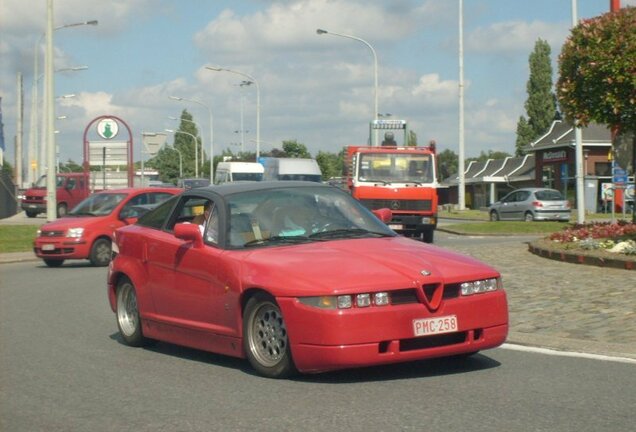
top-left (281, 140), bottom-right (311, 158)
top-left (316, 149), bottom-right (344, 180)
top-left (516, 39), bottom-right (558, 155)
top-left (557, 7), bottom-right (636, 133)
top-left (437, 149), bottom-right (458, 180)
top-left (515, 116), bottom-right (535, 156)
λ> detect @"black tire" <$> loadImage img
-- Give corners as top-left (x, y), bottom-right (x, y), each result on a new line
top-left (116, 277), bottom-right (150, 347)
top-left (489, 211), bottom-right (499, 222)
top-left (89, 238), bottom-right (111, 266)
top-left (243, 293), bottom-right (295, 379)
top-left (524, 212), bottom-right (534, 222)
top-left (57, 203), bottom-right (68, 218)
top-left (43, 259), bottom-right (64, 267)
top-left (422, 230), bottom-right (434, 243)
top-left (26, 211), bottom-right (38, 218)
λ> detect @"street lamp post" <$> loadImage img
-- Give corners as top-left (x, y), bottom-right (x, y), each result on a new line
top-left (172, 146), bottom-right (183, 178)
top-left (33, 19), bottom-right (97, 181)
top-left (169, 96), bottom-right (214, 182)
top-left (165, 129), bottom-right (199, 178)
top-left (205, 66), bottom-right (260, 160)
top-left (316, 28), bottom-right (378, 146)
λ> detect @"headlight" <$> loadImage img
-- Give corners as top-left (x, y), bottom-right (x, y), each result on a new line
top-left (36, 229), bottom-right (42, 237)
top-left (299, 292), bottom-right (390, 309)
top-left (460, 278), bottom-right (500, 296)
top-left (66, 228), bottom-right (84, 238)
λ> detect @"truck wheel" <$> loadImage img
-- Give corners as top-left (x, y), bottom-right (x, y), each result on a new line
top-left (89, 238), bottom-right (112, 266)
top-left (57, 203), bottom-right (68, 217)
top-left (43, 259), bottom-right (64, 267)
top-left (26, 211), bottom-right (37, 218)
top-left (422, 230), bottom-right (434, 243)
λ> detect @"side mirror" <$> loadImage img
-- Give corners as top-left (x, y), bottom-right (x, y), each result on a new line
top-left (372, 208), bottom-right (392, 223)
top-left (174, 223), bottom-right (204, 248)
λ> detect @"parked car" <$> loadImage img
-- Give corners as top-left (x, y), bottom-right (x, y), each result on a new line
top-left (33, 187), bottom-right (180, 267)
top-left (108, 181), bottom-right (508, 378)
top-left (488, 187), bottom-right (571, 222)
top-left (177, 178), bottom-right (210, 190)
top-left (21, 172), bottom-right (90, 218)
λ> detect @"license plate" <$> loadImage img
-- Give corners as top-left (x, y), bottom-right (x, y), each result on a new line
top-left (29, 204), bottom-right (37, 208)
top-left (413, 315), bottom-right (458, 337)
top-left (388, 224), bottom-right (403, 230)
top-left (42, 244), bottom-right (55, 251)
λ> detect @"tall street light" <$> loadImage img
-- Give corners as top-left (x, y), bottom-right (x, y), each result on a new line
top-left (205, 66), bottom-right (261, 160)
top-left (33, 19), bottom-right (97, 181)
top-left (169, 96), bottom-right (213, 182)
top-left (316, 28), bottom-right (378, 146)
top-left (165, 129), bottom-right (199, 178)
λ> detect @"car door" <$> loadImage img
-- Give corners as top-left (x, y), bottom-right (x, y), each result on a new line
top-left (148, 194), bottom-right (238, 337)
top-left (498, 192), bottom-right (519, 220)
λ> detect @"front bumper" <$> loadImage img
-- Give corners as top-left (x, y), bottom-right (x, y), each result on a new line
top-left (388, 214), bottom-right (437, 233)
top-left (33, 238), bottom-right (90, 260)
top-left (21, 202), bottom-right (46, 213)
top-left (278, 291), bottom-right (508, 373)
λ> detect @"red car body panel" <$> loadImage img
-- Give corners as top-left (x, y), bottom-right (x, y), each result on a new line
top-left (108, 226), bottom-right (508, 373)
top-left (34, 188), bottom-right (180, 263)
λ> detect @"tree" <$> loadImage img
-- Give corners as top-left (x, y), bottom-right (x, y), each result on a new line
top-left (558, 7), bottom-right (636, 221)
top-left (316, 150), bottom-right (344, 180)
top-left (282, 140), bottom-right (311, 158)
top-left (469, 150), bottom-right (512, 163)
top-left (437, 149), bottom-right (458, 180)
top-left (407, 130), bottom-right (418, 147)
top-left (557, 7), bottom-right (635, 134)
top-left (516, 39), bottom-right (558, 154)
top-left (515, 116), bottom-right (534, 157)
top-left (148, 109), bottom-right (203, 183)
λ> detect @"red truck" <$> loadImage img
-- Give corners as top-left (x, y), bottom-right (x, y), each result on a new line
top-left (345, 120), bottom-right (439, 242)
top-left (21, 172), bottom-right (90, 218)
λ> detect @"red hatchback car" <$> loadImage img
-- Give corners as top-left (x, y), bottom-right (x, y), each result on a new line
top-left (34, 187), bottom-right (180, 267)
top-left (108, 182), bottom-right (508, 378)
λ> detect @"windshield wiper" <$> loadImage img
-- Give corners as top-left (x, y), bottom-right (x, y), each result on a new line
top-left (360, 178), bottom-right (392, 185)
top-left (243, 235), bottom-right (312, 247)
top-left (309, 228), bottom-right (392, 240)
top-left (402, 181), bottom-right (423, 186)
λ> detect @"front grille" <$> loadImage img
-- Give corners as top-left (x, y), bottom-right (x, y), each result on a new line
top-left (41, 231), bottom-right (65, 238)
top-left (359, 199), bottom-right (432, 211)
top-left (399, 332), bottom-right (467, 352)
top-left (390, 284), bottom-right (460, 306)
top-left (25, 196), bottom-right (44, 202)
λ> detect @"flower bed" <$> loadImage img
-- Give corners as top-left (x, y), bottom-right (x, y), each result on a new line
top-left (548, 220), bottom-right (636, 255)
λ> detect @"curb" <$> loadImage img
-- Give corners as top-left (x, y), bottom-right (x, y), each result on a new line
top-left (527, 242), bottom-right (636, 271)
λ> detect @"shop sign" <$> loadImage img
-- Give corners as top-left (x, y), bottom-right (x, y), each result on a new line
top-left (543, 150), bottom-right (567, 163)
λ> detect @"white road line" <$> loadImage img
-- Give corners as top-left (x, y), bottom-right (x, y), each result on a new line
top-left (501, 343), bottom-right (636, 364)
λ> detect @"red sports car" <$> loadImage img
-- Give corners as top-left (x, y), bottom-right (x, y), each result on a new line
top-left (34, 187), bottom-right (180, 267)
top-left (108, 181), bottom-right (508, 378)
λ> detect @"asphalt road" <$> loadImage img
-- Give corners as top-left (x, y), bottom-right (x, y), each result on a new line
top-left (1, 258), bottom-right (635, 432)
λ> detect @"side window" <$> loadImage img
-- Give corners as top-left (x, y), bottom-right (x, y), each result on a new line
top-left (503, 193), bottom-right (516, 203)
top-left (149, 192), bottom-right (174, 204)
top-left (518, 191), bottom-right (531, 202)
top-left (78, 178), bottom-right (85, 190)
top-left (119, 193), bottom-right (149, 219)
top-left (137, 196), bottom-right (178, 229)
top-left (66, 178), bottom-right (77, 190)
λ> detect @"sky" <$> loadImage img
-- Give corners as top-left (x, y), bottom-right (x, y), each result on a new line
top-left (1, 0), bottom-right (633, 181)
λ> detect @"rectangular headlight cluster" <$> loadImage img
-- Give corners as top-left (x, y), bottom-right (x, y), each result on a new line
top-left (66, 228), bottom-right (85, 238)
top-left (460, 278), bottom-right (499, 296)
top-left (299, 292), bottom-right (390, 309)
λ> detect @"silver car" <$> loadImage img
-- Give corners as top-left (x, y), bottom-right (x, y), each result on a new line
top-left (489, 188), bottom-right (571, 222)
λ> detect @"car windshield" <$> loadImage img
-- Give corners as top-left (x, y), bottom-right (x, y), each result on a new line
top-left (227, 186), bottom-right (395, 248)
top-left (535, 190), bottom-right (564, 201)
top-left (69, 193), bottom-right (127, 216)
top-left (33, 175), bottom-right (65, 188)
top-left (358, 153), bottom-right (433, 184)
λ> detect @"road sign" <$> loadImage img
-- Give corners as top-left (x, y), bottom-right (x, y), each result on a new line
top-left (142, 132), bottom-right (166, 156)
top-left (88, 141), bottom-right (128, 166)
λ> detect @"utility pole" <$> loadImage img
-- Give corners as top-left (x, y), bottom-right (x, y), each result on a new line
top-left (16, 73), bottom-right (24, 188)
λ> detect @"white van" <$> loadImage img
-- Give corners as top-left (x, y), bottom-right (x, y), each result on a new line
top-left (262, 158), bottom-right (322, 182)
top-left (214, 162), bottom-right (264, 184)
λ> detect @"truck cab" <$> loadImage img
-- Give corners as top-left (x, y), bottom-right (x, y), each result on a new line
top-left (346, 120), bottom-right (439, 242)
top-left (21, 172), bottom-right (89, 218)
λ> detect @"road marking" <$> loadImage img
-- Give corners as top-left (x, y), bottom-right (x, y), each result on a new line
top-left (501, 343), bottom-right (636, 364)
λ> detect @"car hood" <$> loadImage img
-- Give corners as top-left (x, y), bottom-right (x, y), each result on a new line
top-left (236, 236), bottom-right (499, 295)
top-left (39, 215), bottom-right (109, 231)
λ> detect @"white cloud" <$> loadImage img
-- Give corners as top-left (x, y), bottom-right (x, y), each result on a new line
top-left (466, 20), bottom-right (568, 54)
